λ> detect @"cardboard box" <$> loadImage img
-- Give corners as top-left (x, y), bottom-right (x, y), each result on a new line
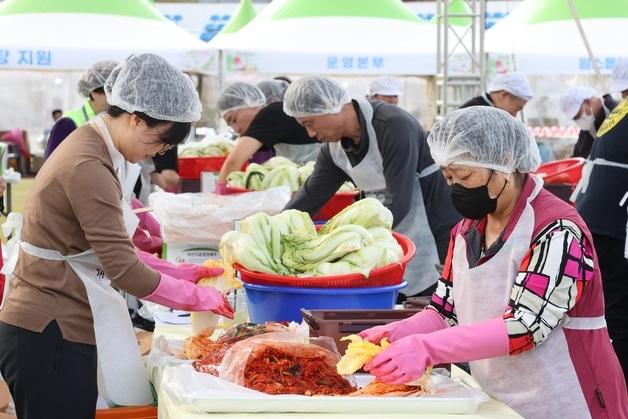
top-left (162, 243), bottom-right (221, 265)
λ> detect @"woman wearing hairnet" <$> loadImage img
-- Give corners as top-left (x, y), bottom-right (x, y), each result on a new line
top-left (361, 107), bottom-right (628, 419)
top-left (215, 81), bottom-right (321, 192)
top-left (0, 54), bottom-right (233, 418)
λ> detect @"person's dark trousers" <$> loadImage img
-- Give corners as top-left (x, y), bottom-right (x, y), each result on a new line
top-left (593, 233), bottom-right (628, 384)
top-left (0, 320), bottom-right (98, 419)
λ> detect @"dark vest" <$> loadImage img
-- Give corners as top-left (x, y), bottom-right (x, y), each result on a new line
top-left (576, 99), bottom-right (628, 241)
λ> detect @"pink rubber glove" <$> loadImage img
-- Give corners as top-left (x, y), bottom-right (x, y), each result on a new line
top-left (133, 202), bottom-right (162, 238)
top-left (131, 198), bottom-right (163, 253)
top-left (137, 249), bottom-right (224, 284)
top-left (214, 182), bottom-right (230, 195)
top-left (365, 318), bottom-right (508, 385)
top-left (359, 308), bottom-right (449, 344)
top-left (143, 273), bottom-right (234, 318)
top-left (133, 229), bottom-right (163, 255)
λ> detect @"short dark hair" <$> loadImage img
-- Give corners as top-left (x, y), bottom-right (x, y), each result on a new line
top-left (513, 171), bottom-right (525, 188)
top-left (89, 86), bottom-right (105, 101)
top-left (273, 75), bottom-right (292, 84)
top-left (107, 105), bottom-right (191, 146)
top-left (51, 109), bottom-right (62, 117)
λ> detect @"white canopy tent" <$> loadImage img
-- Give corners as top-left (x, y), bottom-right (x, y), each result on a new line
top-left (0, 0), bottom-right (216, 73)
top-left (485, 0), bottom-right (628, 75)
top-left (208, 0), bottom-right (439, 76)
top-left (0, 0), bottom-right (222, 136)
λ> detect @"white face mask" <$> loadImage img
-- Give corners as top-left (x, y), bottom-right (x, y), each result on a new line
top-left (575, 107), bottom-right (596, 132)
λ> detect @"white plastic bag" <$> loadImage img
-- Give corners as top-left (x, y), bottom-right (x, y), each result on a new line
top-left (149, 187), bottom-right (291, 247)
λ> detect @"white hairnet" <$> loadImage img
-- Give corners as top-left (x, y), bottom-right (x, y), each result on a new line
top-left (428, 106), bottom-right (541, 173)
top-left (369, 76), bottom-right (402, 96)
top-left (611, 58), bottom-right (628, 93)
top-left (283, 76), bottom-right (351, 118)
top-left (105, 54), bottom-right (201, 123)
top-left (257, 80), bottom-right (289, 104)
top-left (488, 72), bottom-right (533, 101)
top-left (217, 82), bottom-right (266, 116)
top-left (78, 60), bottom-right (118, 98)
top-left (559, 86), bottom-right (598, 119)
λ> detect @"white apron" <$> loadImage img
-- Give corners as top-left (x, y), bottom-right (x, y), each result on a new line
top-left (452, 176), bottom-right (605, 419)
top-left (329, 98), bottom-right (440, 295)
top-left (622, 192), bottom-right (628, 259)
top-left (1, 115), bottom-right (152, 406)
top-left (273, 142), bottom-right (322, 165)
top-left (137, 159), bottom-right (156, 206)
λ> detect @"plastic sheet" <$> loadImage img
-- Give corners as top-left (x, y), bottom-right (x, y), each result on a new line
top-left (149, 187), bottom-right (291, 247)
top-left (218, 332), bottom-right (348, 394)
top-left (162, 365), bottom-right (489, 414)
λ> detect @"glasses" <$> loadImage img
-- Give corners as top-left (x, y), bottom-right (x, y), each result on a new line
top-left (156, 143), bottom-right (176, 156)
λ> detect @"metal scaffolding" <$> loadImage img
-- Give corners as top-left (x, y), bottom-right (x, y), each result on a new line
top-left (435, 0), bottom-right (487, 117)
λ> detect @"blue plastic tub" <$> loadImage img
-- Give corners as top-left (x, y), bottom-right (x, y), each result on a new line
top-left (244, 281), bottom-right (407, 323)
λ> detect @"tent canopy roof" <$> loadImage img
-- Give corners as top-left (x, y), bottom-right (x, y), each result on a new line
top-left (220, 0), bottom-right (257, 35)
top-left (264, 0), bottom-right (422, 22)
top-left (485, 0), bottom-right (628, 74)
top-left (0, 0), bottom-right (163, 20)
top-left (0, 0), bottom-right (214, 72)
top-left (509, 0), bottom-right (627, 25)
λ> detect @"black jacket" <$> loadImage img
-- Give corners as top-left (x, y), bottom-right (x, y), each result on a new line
top-left (572, 94), bottom-right (619, 158)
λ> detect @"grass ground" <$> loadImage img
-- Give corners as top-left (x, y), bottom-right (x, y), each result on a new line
top-left (2, 176), bottom-right (34, 242)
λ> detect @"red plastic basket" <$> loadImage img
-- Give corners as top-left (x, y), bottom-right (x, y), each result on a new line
top-left (178, 156), bottom-right (227, 180)
top-left (313, 191), bottom-right (359, 221)
top-left (535, 158), bottom-right (585, 185)
top-left (95, 406), bottom-right (157, 419)
top-left (224, 185), bottom-right (250, 194)
top-left (236, 231), bottom-right (416, 288)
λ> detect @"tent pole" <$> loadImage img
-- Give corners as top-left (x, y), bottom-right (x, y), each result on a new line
top-left (566, 0), bottom-right (601, 77)
top-left (217, 49), bottom-right (225, 93)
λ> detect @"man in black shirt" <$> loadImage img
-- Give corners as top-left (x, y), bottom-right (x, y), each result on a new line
top-left (460, 72), bottom-right (533, 117)
top-left (283, 76), bottom-right (461, 297)
top-left (215, 82), bottom-right (320, 192)
top-left (559, 86), bottom-right (618, 158)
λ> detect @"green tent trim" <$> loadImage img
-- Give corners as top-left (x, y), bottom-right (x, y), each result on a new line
top-left (220, 0), bottom-right (257, 35)
top-left (0, 0), bottom-right (163, 20)
top-left (269, 0), bottom-right (423, 23)
top-left (512, 0), bottom-right (628, 25)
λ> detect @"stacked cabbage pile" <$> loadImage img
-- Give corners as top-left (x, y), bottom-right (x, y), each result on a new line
top-left (179, 138), bottom-right (234, 157)
top-left (227, 157), bottom-right (354, 193)
top-left (219, 198), bottom-right (403, 277)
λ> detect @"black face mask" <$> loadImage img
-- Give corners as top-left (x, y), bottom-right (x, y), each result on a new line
top-left (450, 171), bottom-right (508, 220)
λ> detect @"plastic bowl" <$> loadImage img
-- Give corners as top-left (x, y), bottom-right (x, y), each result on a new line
top-left (236, 231), bottom-right (415, 288)
top-left (178, 156), bottom-right (227, 180)
top-left (244, 281), bottom-right (407, 323)
top-left (535, 158), bottom-right (585, 185)
top-left (313, 190), bottom-right (359, 221)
